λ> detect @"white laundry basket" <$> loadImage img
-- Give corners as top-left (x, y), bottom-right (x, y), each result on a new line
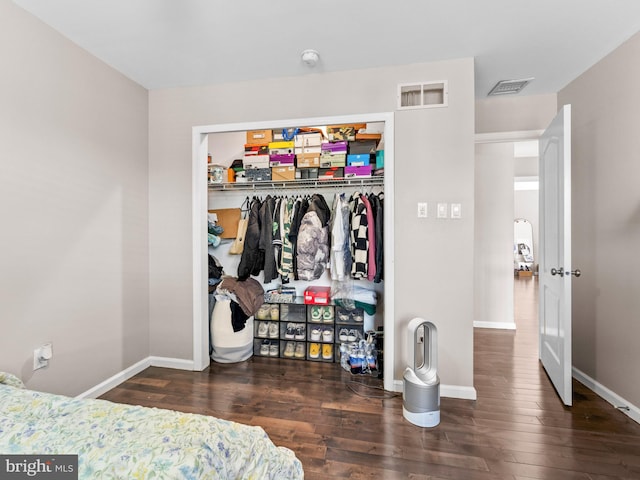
top-left (210, 298), bottom-right (254, 363)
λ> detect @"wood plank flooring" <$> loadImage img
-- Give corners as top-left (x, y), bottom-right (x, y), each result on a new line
top-left (100, 277), bottom-right (640, 479)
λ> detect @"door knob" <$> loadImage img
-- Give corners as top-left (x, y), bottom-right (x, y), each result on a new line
top-left (569, 269), bottom-right (581, 277)
top-left (551, 267), bottom-right (564, 276)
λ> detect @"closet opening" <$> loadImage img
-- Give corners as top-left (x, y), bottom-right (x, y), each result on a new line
top-left (191, 113), bottom-right (396, 391)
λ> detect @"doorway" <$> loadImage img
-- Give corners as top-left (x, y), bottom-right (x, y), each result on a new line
top-left (474, 132), bottom-right (542, 331)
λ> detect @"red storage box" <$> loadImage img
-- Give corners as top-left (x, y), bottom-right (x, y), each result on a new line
top-left (304, 286), bottom-right (331, 305)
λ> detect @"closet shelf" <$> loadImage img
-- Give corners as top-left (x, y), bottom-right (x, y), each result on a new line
top-left (208, 176), bottom-right (384, 192)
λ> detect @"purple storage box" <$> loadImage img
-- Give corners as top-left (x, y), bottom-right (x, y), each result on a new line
top-left (344, 165), bottom-right (372, 178)
top-left (321, 141), bottom-right (348, 152)
top-left (269, 154), bottom-right (295, 167)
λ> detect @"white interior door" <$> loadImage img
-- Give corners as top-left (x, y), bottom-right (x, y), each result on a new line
top-left (539, 104), bottom-right (573, 406)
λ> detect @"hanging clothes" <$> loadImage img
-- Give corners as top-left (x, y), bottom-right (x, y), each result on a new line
top-left (288, 196), bottom-right (309, 280)
top-left (237, 197), bottom-right (263, 280)
top-left (297, 193), bottom-right (331, 281)
top-left (259, 195), bottom-right (278, 283)
top-left (371, 192), bottom-right (384, 283)
top-left (277, 197), bottom-right (295, 283)
top-left (350, 192), bottom-right (369, 279)
top-left (330, 193), bottom-right (352, 281)
top-left (360, 193), bottom-right (377, 282)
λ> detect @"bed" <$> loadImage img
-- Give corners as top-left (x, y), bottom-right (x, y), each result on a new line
top-left (0, 372), bottom-right (303, 479)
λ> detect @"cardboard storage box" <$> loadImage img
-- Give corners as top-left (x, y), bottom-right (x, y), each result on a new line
top-left (344, 165), bottom-right (372, 178)
top-left (355, 132), bottom-right (382, 142)
top-left (272, 128), bottom-right (297, 141)
top-left (320, 152), bottom-right (346, 168)
top-left (327, 123), bottom-right (366, 142)
top-left (304, 286), bottom-right (331, 305)
top-left (296, 167), bottom-right (319, 179)
top-left (321, 140), bottom-right (348, 153)
top-left (347, 153), bottom-right (371, 166)
top-left (268, 141), bottom-right (294, 156)
top-left (297, 152), bottom-right (321, 168)
top-left (349, 140), bottom-right (377, 155)
top-left (271, 166), bottom-right (295, 181)
top-left (294, 146), bottom-right (322, 155)
top-left (244, 144), bottom-right (269, 155)
top-left (269, 154), bottom-right (295, 167)
top-left (245, 168), bottom-right (271, 181)
top-left (294, 132), bottom-right (322, 148)
top-left (246, 129), bottom-right (273, 145)
top-left (243, 154), bottom-right (270, 169)
top-left (318, 167), bottom-right (344, 180)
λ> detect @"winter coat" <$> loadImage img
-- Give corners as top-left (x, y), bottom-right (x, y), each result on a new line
top-left (296, 194), bottom-right (331, 281)
top-left (259, 195), bottom-right (278, 283)
top-left (237, 198), bottom-right (263, 280)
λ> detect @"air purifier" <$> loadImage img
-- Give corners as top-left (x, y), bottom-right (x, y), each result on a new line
top-left (403, 317), bottom-right (440, 427)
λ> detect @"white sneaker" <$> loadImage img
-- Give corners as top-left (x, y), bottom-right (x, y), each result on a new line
top-left (257, 322), bottom-right (268, 337)
top-left (339, 328), bottom-right (349, 342)
top-left (259, 340), bottom-right (270, 356)
top-left (285, 323), bottom-right (295, 339)
top-left (347, 329), bottom-right (358, 342)
top-left (322, 328), bottom-right (333, 343)
top-left (284, 342), bottom-right (295, 357)
top-left (268, 322), bottom-right (279, 338)
top-left (294, 324), bottom-right (305, 340)
top-left (269, 342), bottom-right (279, 357)
top-left (310, 327), bottom-right (322, 342)
top-left (294, 342), bottom-right (305, 358)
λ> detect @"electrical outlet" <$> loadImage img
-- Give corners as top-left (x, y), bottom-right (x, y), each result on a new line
top-left (33, 342), bottom-right (53, 371)
top-left (417, 202), bottom-right (428, 218)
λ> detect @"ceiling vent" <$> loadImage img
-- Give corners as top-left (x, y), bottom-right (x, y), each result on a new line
top-left (488, 78), bottom-right (534, 96)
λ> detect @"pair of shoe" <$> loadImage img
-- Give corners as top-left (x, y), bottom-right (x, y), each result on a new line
top-left (256, 304), bottom-right (279, 320)
top-left (283, 342), bottom-right (305, 359)
top-left (259, 340), bottom-right (279, 357)
top-left (338, 328), bottom-right (359, 342)
top-left (309, 327), bottom-right (333, 343)
top-left (310, 306), bottom-right (334, 323)
top-left (336, 308), bottom-right (364, 323)
top-left (309, 343), bottom-right (333, 360)
top-left (284, 323), bottom-right (305, 340)
top-left (257, 322), bottom-right (279, 339)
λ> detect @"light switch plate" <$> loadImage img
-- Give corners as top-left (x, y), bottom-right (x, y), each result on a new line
top-left (451, 203), bottom-right (461, 219)
top-left (417, 202), bottom-right (428, 218)
top-left (437, 203), bottom-right (448, 219)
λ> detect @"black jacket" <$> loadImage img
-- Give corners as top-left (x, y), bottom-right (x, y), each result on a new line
top-left (237, 198), bottom-right (263, 280)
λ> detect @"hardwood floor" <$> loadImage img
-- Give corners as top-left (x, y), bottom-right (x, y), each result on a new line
top-left (100, 277), bottom-right (640, 479)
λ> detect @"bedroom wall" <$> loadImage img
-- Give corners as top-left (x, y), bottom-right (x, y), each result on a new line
top-left (559, 31), bottom-right (640, 411)
top-left (0, 1), bottom-right (149, 396)
top-left (474, 143), bottom-right (515, 329)
top-left (148, 58), bottom-right (476, 392)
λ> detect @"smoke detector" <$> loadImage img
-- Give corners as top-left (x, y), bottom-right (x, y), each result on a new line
top-left (301, 49), bottom-right (320, 67)
top-left (488, 78), bottom-right (534, 96)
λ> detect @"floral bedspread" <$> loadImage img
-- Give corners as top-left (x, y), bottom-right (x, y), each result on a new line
top-left (0, 372), bottom-right (303, 479)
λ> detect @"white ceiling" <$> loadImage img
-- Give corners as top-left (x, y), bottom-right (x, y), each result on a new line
top-left (12, 0), bottom-right (640, 98)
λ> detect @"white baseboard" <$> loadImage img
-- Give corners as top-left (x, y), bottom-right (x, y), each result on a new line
top-left (149, 356), bottom-right (195, 371)
top-left (77, 357), bottom-right (151, 399)
top-left (77, 356), bottom-right (196, 400)
top-left (392, 380), bottom-right (477, 400)
top-left (573, 367), bottom-right (640, 425)
top-left (474, 321), bottom-right (517, 330)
